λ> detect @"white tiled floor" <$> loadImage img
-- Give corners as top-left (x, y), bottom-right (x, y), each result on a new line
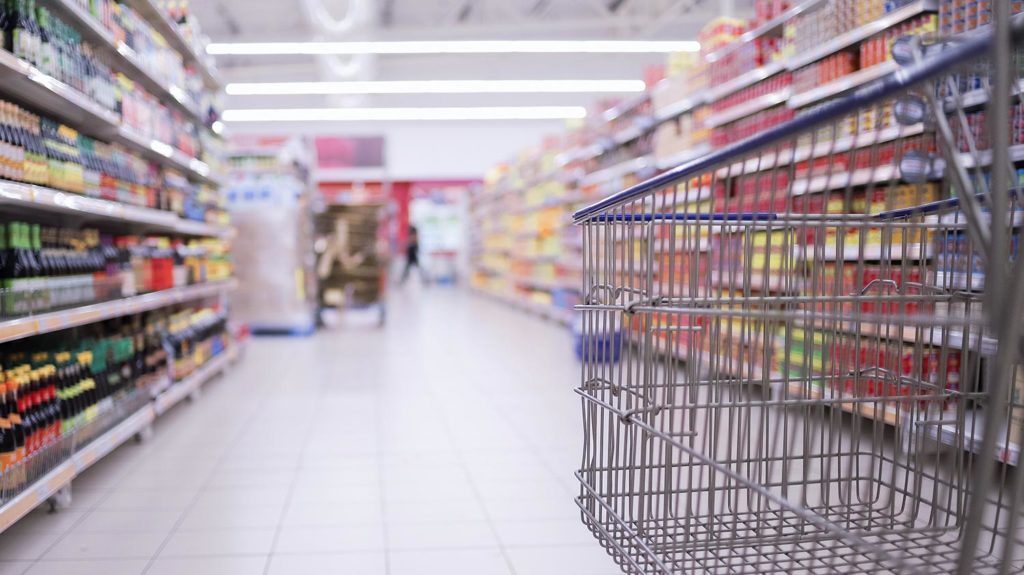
top-left (0, 288), bottom-right (618, 575)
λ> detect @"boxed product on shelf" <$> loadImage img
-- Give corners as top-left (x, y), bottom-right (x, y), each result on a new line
top-left (860, 14), bottom-right (938, 69)
top-left (708, 229), bottom-right (797, 292)
top-left (731, 171), bottom-right (791, 208)
top-left (807, 263), bottom-right (931, 315)
top-left (0, 97), bottom-right (221, 217)
top-left (665, 52), bottom-right (704, 79)
top-left (939, 0), bottom-right (1024, 35)
top-left (712, 106), bottom-right (795, 147)
top-left (653, 108), bottom-right (710, 165)
top-left (693, 291), bottom-right (780, 375)
top-left (711, 74), bottom-right (792, 114)
top-left (793, 53), bottom-right (859, 95)
top-left (699, 17), bottom-right (748, 57)
top-left (785, 0), bottom-right (921, 57)
top-left (950, 105), bottom-right (1024, 153)
top-left (934, 214), bottom-right (1020, 293)
top-left (814, 183), bottom-right (943, 254)
top-left (755, 0), bottom-right (791, 24)
top-left (773, 325), bottom-right (962, 414)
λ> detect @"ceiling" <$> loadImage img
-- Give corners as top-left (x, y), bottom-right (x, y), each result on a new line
top-left (194, 0), bottom-right (751, 41)
top-left (195, 0), bottom-right (754, 114)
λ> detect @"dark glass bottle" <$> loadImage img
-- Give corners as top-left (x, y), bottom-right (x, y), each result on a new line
top-left (0, 379), bottom-right (15, 476)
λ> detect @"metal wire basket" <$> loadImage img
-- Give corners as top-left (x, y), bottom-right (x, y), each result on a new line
top-left (573, 15), bottom-right (1024, 575)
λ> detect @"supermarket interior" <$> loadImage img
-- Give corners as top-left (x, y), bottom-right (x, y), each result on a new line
top-left (0, 0), bottom-right (1023, 573)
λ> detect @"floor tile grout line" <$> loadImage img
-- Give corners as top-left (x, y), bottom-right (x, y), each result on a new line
top-left (376, 395), bottom-right (393, 575)
top-left (20, 434), bottom-right (171, 569)
top-left (456, 312), bottom-right (583, 497)
top-left (139, 373), bottom-right (281, 575)
top-left (11, 291), bottom-right (610, 574)
top-left (425, 364), bottom-right (520, 575)
top-left (262, 384), bottom-right (326, 575)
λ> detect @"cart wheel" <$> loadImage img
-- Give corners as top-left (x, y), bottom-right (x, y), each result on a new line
top-left (135, 423), bottom-right (154, 444)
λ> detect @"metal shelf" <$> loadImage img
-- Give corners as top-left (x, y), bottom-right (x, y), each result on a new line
top-left (873, 322), bottom-right (997, 354)
top-left (514, 276), bottom-right (566, 291)
top-left (705, 61), bottom-right (787, 104)
top-left (580, 155), bottom-right (656, 186)
top-left (122, 0), bottom-right (223, 90)
top-left (0, 404), bottom-right (154, 534)
top-left (40, 0), bottom-right (204, 123)
top-left (511, 2), bottom-right (933, 180)
top-left (649, 336), bottom-right (907, 427)
top-left (0, 180), bottom-right (231, 237)
top-left (785, 0), bottom-right (938, 71)
top-left (612, 120), bottom-right (654, 146)
top-left (793, 242), bottom-right (932, 262)
top-left (154, 347), bottom-right (236, 415)
top-left (0, 50), bottom-right (215, 185)
top-left (780, 379), bottom-right (904, 426)
top-left (602, 93), bottom-right (651, 123)
top-left (0, 49), bottom-right (120, 133)
top-left (790, 164), bottom-right (901, 196)
top-left (705, 0), bottom-right (826, 63)
top-left (717, 124), bottom-right (926, 177)
top-left (0, 345), bottom-right (239, 535)
top-left (959, 144), bottom-right (1024, 169)
top-left (954, 79), bottom-right (1024, 111)
top-left (656, 143), bottom-right (713, 171)
top-left (788, 61), bottom-right (899, 109)
top-left (113, 126), bottom-right (215, 185)
top-left (927, 409), bottom-right (1021, 466)
top-left (705, 88), bottom-right (792, 129)
top-left (0, 280), bottom-right (236, 345)
top-left (654, 93), bottom-right (707, 124)
top-left (472, 287), bottom-right (572, 326)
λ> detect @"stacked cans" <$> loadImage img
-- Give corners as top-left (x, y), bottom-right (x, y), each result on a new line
top-left (939, 0), bottom-right (1024, 36)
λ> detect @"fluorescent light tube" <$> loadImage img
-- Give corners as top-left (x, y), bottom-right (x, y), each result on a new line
top-left (226, 79), bottom-right (647, 96)
top-left (207, 40), bottom-right (700, 56)
top-left (222, 106), bottom-right (588, 122)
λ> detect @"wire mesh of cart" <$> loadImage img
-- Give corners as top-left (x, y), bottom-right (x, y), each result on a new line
top-left (572, 16), bottom-right (1024, 575)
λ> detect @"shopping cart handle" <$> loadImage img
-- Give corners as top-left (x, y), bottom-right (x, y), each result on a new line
top-left (590, 213), bottom-right (779, 222)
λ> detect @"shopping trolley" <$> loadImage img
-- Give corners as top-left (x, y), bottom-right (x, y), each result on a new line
top-left (573, 15), bottom-right (1024, 575)
top-left (315, 204), bottom-right (389, 326)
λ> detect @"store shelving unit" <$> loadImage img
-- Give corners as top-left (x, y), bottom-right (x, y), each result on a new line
top-left (0, 280), bottom-right (235, 345)
top-left (123, 0), bottom-right (223, 89)
top-left (0, 180), bottom-right (231, 237)
top-left (3, 2), bottom-right (220, 184)
top-left (472, 0), bottom-right (1024, 461)
top-left (0, 47), bottom-right (215, 184)
top-left (0, 342), bottom-right (241, 534)
top-left (0, 1), bottom-right (236, 532)
top-left (42, 0), bottom-right (203, 120)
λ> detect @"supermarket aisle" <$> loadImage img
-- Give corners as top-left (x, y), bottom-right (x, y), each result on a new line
top-left (0, 289), bottom-right (615, 575)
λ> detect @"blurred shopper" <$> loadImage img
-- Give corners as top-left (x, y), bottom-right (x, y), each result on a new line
top-left (401, 226), bottom-right (427, 285)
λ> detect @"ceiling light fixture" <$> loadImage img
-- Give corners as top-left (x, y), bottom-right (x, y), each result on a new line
top-left (221, 106), bottom-right (589, 122)
top-left (207, 40), bottom-right (700, 56)
top-left (225, 79), bottom-right (647, 96)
